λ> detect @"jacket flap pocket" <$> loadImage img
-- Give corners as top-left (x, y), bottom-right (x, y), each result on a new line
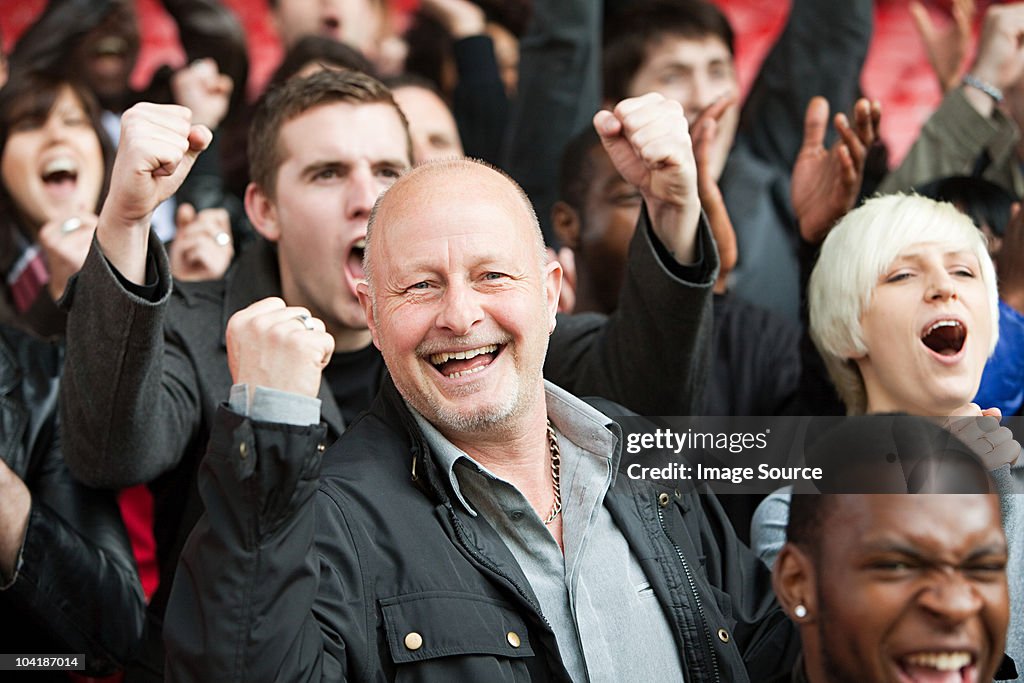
top-left (380, 591), bottom-right (535, 663)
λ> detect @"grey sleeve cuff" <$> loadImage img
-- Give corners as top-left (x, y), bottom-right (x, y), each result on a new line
top-left (229, 384), bottom-right (321, 427)
top-left (750, 487), bottom-right (794, 569)
top-left (942, 87), bottom-right (1009, 152)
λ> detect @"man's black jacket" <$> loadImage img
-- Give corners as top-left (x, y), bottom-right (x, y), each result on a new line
top-left (165, 377), bottom-right (797, 682)
top-left (62, 207), bottom-right (716, 680)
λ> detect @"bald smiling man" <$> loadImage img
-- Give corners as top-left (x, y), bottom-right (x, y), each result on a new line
top-left (163, 98), bottom-right (797, 681)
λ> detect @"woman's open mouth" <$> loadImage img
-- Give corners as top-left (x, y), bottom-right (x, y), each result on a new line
top-left (920, 318), bottom-right (966, 361)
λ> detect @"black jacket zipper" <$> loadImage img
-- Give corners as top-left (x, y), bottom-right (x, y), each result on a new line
top-left (657, 501), bottom-right (721, 683)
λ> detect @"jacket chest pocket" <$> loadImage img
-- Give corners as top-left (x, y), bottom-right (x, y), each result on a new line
top-left (380, 591), bottom-right (536, 681)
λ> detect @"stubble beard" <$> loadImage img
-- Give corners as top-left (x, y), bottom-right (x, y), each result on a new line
top-left (403, 336), bottom-right (547, 439)
top-left (420, 374), bottom-right (528, 435)
top-left (411, 353), bottom-right (543, 439)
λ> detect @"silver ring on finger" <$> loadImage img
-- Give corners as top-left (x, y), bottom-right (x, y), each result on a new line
top-left (295, 313), bottom-right (316, 331)
top-left (61, 217), bottom-right (83, 234)
top-left (213, 231), bottom-right (231, 247)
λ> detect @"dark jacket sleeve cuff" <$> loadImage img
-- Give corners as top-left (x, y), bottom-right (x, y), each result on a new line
top-left (60, 231), bottom-right (172, 310)
top-left (206, 405), bottom-right (329, 542)
top-left (641, 204), bottom-right (718, 285)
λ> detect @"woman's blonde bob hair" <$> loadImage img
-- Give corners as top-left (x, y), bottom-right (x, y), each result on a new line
top-left (808, 193), bottom-right (999, 414)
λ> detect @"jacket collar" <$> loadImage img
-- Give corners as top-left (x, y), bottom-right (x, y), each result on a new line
top-left (220, 238), bottom-right (283, 343)
top-left (374, 375), bottom-right (452, 502)
top-left (410, 381), bottom-right (622, 518)
top-left (372, 374), bottom-right (635, 517)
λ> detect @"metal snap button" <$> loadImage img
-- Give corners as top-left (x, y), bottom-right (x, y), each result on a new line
top-left (404, 632), bottom-right (423, 651)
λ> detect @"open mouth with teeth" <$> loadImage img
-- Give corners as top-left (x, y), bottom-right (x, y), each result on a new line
top-left (920, 320), bottom-right (966, 357)
top-left (93, 36), bottom-right (129, 58)
top-left (344, 238), bottom-right (366, 297)
top-left (427, 344), bottom-right (504, 379)
top-left (897, 651), bottom-right (977, 683)
top-left (40, 158), bottom-right (79, 199)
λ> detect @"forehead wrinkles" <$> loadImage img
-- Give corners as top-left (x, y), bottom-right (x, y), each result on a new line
top-left (371, 165), bottom-right (537, 264)
top-left (284, 103), bottom-right (406, 159)
top-left (828, 495), bottom-right (1003, 560)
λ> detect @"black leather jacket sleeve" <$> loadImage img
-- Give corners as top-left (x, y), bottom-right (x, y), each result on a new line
top-left (3, 446), bottom-right (146, 673)
top-left (0, 326), bottom-right (145, 674)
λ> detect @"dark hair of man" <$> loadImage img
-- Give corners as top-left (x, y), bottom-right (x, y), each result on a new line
top-left (248, 68), bottom-right (412, 200)
top-left (383, 72), bottom-right (446, 100)
top-left (402, 12), bottom-right (452, 97)
top-left (0, 71), bottom-right (114, 218)
top-left (268, 35), bottom-right (377, 90)
top-left (916, 175), bottom-right (1018, 238)
top-left (788, 415), bottom-right (993, 559)
top-left (603, 0), bottom-right (735, 103)
top-left (786, 495), bottom-right (832, 559)
top-left (558, 125), bottom-right (603, 215)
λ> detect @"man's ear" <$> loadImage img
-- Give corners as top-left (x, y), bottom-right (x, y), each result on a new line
top-left (356, 282), bottom-right (382, 350)
top-left (552, 200), bottom-right (582, 251)
top-left (244, 182), bottom-right (281, 242)
top-left (772, 543), bottom-right (819, 624)
top-left (544, 259), bottom-right (563, 333)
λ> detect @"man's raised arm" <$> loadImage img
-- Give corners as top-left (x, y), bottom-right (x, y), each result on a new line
top-left (98, 104), bottom-right (210, 283)
top-left (60, 104), bottom-right (211, 488)
top-left (165, 299), bottom-right (344, 682)
top-left (547, 93), bottom-right (718, 416)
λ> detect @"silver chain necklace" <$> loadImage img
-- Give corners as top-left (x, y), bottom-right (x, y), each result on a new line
top-left (543, 419), bottom-right (562, 525)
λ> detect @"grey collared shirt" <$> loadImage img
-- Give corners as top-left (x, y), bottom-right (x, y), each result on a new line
top-left (411, 382), bottom-right (685, 683)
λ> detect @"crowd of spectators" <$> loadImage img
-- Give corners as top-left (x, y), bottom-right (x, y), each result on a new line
top-left (0, 1), bottom-right (1022, 681)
